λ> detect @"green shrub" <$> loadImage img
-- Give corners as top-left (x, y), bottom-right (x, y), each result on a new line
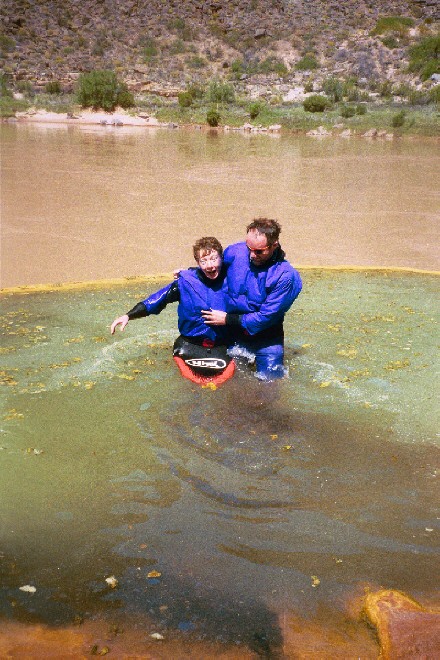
top-left (303, 94), bottom-right (329, 112)
top-left (209, 21), bottom-right (225, 39)
top-left (392, 83), bottom-right (413, 98)
top-left (341, 76), bottom-right (359, 99)
top-left (142, 37), bottom-right (158, 59)
top-left (407, 89), bottom-right (430, 105)
top-left (408, 34), bottom-right (440, 81)
top-left (371, 16), bottom-right (414, 36)
top-left (295, 54), bottom-right (319, 71)
top-left (419, 59), bottom-right (440, 80)
top-left (169, 38), bottom-right (187, 55)
top-left (256, 56), bottom-right (288, 76)
top-left (269, 94), bottom-right (282, 105)
top-left (187, 83), bottom-right (205, 100)
top-left (206, 108), bottom-right (220, 126)
top-left (117, 89), bottom-right (135, 109)
top-left (168, 17), bottom-right (196, 41)
top-left (381, 35), bottom-right (399, 49)
top-left (222, 29), bottom-right (241, 49)
top-left (340, 104), bottom-right (356, 118)
top-left (322, 77), bottom-right (343, 102)
top-left (248, 101), bottom-right (262, 119)
top-left (16, 80), bottom-right (35, 98)
top-left (186, 55), bottom-right (207, 69)
top-left (428, 84), bottom-right (440, 106)
top-left (0, 73), bottom-right (13, 98)
top-left (231, 59), bottom-right (246, 77)
top-left (303, 80), bottom-right (314, 93)
top-left (169, 17), bottom-right (186, 31)
top-left (0, 33), bottom-right (15, 54)
top-left (379, 80), bottom-right (393, 98)
top-left (76, 70), bottom-right (134, 111)
top-left (206, 79), bottom-right (235, 104)
top-left (178, 91), bottom-right (193, 108)
top-left (340, 104), bottom-right (367, 119)
top-left (345, 86), bottom-right (361, 102)
top-left (45, 80), bottom-right (62, 94)
top-left (0, 95), bottom-right (29, 117)
top-left (391, 110), bottom-right (406, 127)
top-left (356, 103), bottom-right (367, 115)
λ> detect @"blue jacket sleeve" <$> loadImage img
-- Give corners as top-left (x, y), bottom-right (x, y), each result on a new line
top-left (141, 281), bottom-right (180, 315)
top-left (223, 244), bottom-right (234, 266)
top-left (241, 269), bottom-right (302, 335)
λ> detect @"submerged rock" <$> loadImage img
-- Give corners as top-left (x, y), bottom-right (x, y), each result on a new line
top-left (362, 128), bottom-right (378, 138)
top-left (363, 589), bottom-right (440, 659)
top-left (307, 126), bottom-right (331, 137)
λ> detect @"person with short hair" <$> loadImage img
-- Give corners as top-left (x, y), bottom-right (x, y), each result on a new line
top-left (202, 218), bottom-right (302, 380)
top-left (110, 237), bottom-right (235, 384)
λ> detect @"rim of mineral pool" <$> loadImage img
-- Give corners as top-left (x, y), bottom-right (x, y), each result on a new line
top-left (1, 266), bottom-right (439, 295)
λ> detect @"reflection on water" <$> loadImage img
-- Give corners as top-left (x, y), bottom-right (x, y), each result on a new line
top-left (1, 123), bottom-right (439, 288)
top-left (0, 270), bottom-right (438, 652)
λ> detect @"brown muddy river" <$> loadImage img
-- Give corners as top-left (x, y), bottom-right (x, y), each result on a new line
top-left (1, 123), bottom-right (439, 288)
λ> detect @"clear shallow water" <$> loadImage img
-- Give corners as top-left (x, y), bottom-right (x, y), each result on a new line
top-left (1, 123), bottom-right (439, 288)
top-left (0, 270), bottom-right (438, 651)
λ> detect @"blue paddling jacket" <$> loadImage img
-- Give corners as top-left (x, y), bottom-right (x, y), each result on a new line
top-left (223, 242), bottom-right (302, 336)
top-left (126, 267), bottom-right (228, 344)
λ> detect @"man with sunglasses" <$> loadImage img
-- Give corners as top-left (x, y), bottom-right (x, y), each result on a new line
top-left (202, 218), bottom-right (302, 380)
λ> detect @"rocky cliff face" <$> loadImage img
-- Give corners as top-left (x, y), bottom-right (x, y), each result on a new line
top-left (0, 0), bottom-right (438, 92)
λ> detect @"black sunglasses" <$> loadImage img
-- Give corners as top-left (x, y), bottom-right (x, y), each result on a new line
top-left (245, 242), bottom-right (276, 255)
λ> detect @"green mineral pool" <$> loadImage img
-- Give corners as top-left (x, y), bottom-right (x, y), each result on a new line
top-left (0, 269), bottom-right (438, 652)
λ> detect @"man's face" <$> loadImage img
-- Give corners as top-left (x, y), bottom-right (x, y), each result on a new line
top-left (246, 230), bottom-right (278, 266)
top-left (197, 250), bottom-right (222, 279)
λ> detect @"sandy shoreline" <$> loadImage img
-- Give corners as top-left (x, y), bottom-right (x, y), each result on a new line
top-left (8, 108), bottom-right (287, 134)
top-left (12, 108), bottom-right (167, 127)
top-left (6, 108), bottom-right (440, 140)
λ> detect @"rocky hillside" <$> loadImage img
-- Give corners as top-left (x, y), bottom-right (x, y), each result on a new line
top-left (1, 0), bottom-right (438, 95)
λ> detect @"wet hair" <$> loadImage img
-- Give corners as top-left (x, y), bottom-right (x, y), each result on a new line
top-left (246, 218), bottom-right (281, 246)
top-left (193, 236), bottom-right (223, 261)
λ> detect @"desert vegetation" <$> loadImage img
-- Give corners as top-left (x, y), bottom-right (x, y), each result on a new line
top-left (0, 1), bottom-right (438, 134)
top-left (76, 70), bottom-right (135, 111)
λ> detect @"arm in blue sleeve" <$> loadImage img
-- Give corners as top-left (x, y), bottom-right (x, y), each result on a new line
top-left (241, 270), bottom-right (302, 335)
top-left (127, 281), bottom-right (180, 319)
